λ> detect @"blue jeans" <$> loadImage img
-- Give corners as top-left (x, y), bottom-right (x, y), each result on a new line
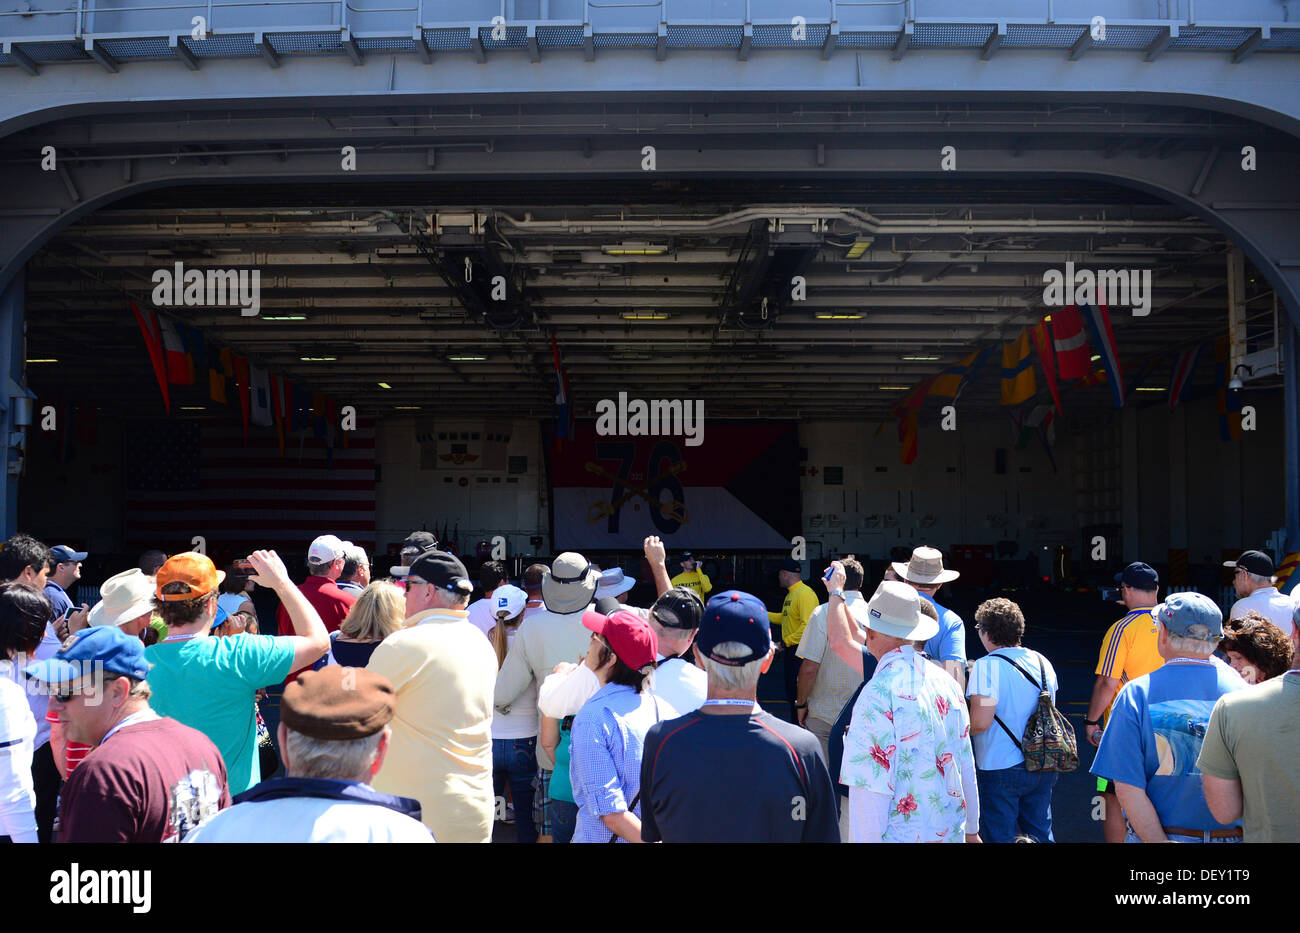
top-left (551, 798), bottom-right (578, 845)
top-left (977, 762), bottom-right (1058, 843)
top-left (493, 737), bottom-right (538, 844)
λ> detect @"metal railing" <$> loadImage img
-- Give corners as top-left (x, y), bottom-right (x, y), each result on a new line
top-left (0, 0), bottom-right (1280, 45)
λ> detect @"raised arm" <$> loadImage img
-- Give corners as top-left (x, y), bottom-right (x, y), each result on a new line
top-left (643, 536), bottom-right (672, 598)
top-left (247, 549), bottom-right (329, 671)
top-left (822, 562), bottom-right (866, 674)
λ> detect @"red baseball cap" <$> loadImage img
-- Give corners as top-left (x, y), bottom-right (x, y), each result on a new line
top-left (582, 609), bottom-right (657, 672)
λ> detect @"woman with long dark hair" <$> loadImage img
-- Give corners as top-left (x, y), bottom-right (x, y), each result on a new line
top-left (0, 582), bottom-right (53, 842)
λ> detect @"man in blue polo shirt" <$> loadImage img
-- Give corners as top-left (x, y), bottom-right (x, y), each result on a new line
top-left (1091, 592), bottom-right (1247, 843)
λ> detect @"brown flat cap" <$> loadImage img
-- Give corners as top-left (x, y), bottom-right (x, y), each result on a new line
top-left (280, 666), bottom-right (396, 741)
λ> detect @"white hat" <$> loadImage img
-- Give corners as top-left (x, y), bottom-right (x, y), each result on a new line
top-left (892, 546), bottom-right (960, 586)
top-left (595, 567), bottom-right (636, 600)
top-left (491, 584), bottom-right (528, 621)
top-left (308, 534), bottom-right (347, 563)
top-left (87, 569), bottom-right (156, 629)
top-left (863, 580), bottom-right (940, 642)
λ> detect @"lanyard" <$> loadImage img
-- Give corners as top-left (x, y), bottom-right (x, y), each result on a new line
top-left (162, 631), bottom-right (200, 643)
top-left (700, 699), bottom-right (757, 709)
top-left (101, 709), bottom-right (159, 745)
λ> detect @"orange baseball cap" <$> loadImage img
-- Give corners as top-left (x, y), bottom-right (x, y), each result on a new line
top-left (155, 551), bottom-right (226, 601)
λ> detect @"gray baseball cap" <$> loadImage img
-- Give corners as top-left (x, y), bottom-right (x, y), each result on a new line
top-left (1151, 592), bottom-right (1223, 642)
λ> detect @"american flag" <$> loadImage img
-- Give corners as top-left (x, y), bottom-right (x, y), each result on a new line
top-left (124, 417), bottom-right (375, 558)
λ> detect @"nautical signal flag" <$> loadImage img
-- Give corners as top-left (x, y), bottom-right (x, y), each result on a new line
top-left (130, 302), bottom-right (171, 413)
top-left (1213, 337), bottom-right (1243, 441)
top-left (1079, 303), bottom-right (1124, 407)
top-left (898, 408), bottom-right (919, 465)
top-left (930, 347), bottom-right (991, 399)
top-left (159, 317), bottom-right (195, 386)
top-left (1000, 328), bottom-right (1036, 406)
top-left (1050, 305), bottom-right (1092, 379)
top-left (1028, 322), bottom-right (1063, 414)
top-left (1168, 344), bottom-right (1202, 410)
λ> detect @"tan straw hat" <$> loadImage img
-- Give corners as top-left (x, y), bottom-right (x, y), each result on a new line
top-left (891, 546), bottom-right (960, 586)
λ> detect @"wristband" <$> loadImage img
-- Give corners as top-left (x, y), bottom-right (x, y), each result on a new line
top-left (1084, 718), bottom-right (1102, 727)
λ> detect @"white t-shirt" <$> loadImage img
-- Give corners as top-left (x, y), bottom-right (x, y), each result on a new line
top-left (649, 657), bottom-right (706, 717)
top-left (1229, 587), bottom-right (1297, 637)
top-left (183, 795), bottom-right (434, 843)
top-left (0, 661), bottom-right (38, 842)
top-left (493, 627), bottom-right (538, 740)
top-left (466, 598), bottom-right (497, 639)
top-left (966, 647), bottom-right (1058, 771)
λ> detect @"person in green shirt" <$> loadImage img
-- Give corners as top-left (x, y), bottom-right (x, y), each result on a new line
top-left (670, 552), bottom-right (712, 600)
top-left (768, 558), bottom-right (820, 724)
top-left (145, 549), bottom-right (330, 794)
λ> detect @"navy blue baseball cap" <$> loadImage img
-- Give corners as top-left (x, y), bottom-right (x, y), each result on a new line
top-left (50, 545), bottom-right (88, 563)
top-left (1115, 562), bottom-right (1158, 589)
top-left (696, 590), bottom-right (772, 666)
top-left (25, 625), bottom-right (151, 685)
top-left (1152, 592), bottom-right (1223, 642)
top-left (778, 558), bottom-right (802, 574)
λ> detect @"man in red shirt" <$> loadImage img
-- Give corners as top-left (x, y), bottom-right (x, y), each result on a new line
top-left (279, 535), bottom-right (357, 682)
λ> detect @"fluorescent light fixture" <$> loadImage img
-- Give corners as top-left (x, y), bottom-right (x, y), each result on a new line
top-left (1090, 354), bottom-right (1101, 361)
top-left (620, 311), bottom-right (670, 321)
top-left (263, 315), bottom-right (307, 321)
top-left (378, 382), bottom-right (392, 389)
top-left (300, 356), bottom-right (337, 362)
top-left (901, 356), bottom-right (940, 361)
top-left (180, 406), bottom-right (206, 410)
top-left (602, 242), bottom-right (667, 256)
top-left (26, 359), bottom-right (58, 363)
top-left (448, 355), bottom-right (486, 362)
top-left (845, 238), bottom-right (874, 260)
top-left (815, 312), bottom-right (863, 320)
top-left (1134, 387), bottom-right (1165, 392)
top-left (395, 405), bottom-right (422, 410)
top-left (879, 385), bottom-right (912, 391)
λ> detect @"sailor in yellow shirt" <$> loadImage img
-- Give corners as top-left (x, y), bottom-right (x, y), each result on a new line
top-left (1084, 560), bottom-right (1164, 844)
top-left (670, 552), bottom-right (713, 600)
top-left (768, 558), bottom-right (821, 724)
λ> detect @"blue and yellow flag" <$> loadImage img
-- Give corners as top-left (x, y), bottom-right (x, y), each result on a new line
top-left (931, 347), bottom-right (991, 399)
top-left (1001, 328), bottom-right (1036, 406)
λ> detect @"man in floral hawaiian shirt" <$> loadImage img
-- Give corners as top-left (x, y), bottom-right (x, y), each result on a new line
top-left (825, 563), bottom-right (981, 843)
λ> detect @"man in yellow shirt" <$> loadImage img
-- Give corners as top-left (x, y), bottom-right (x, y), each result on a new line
top-left (768, 558), bottom-right (820, 723)
top-left (1084, 560), bottom-right (1163, 843)
top-left (367, 550), bottom-right (497, 843)
top-left (670, 552), bottom-right (713, 600)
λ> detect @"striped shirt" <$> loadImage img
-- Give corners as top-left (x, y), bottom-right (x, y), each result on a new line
top-left (45, 709), bottom-right (91, 775)
top-left (1094, 608), bottom-right (1163, 723)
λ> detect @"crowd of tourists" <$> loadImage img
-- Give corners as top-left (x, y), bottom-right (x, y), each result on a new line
top-left (0, 530), bottom-right (1295, 843)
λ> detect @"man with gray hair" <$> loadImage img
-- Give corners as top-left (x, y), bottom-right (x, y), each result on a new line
top-left (1224, 549), bottom-right (1296, 637)
top-left (639, 590), bottom-right (838, 843)
top-left (185, 665), bottom-right (431, 842)
top-left (369, 550), bottom-right (496, 842)
top-left (1092, 592), bottom-right (1247, 842)
top-left (336, 543), bottom-right (370, 596)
